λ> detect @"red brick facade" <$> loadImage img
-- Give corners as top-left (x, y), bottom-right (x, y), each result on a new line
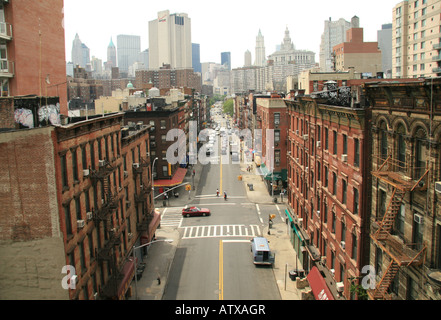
top-left (4, 0), bottom-right (68, 114)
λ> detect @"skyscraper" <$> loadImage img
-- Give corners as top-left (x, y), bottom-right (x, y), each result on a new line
top-left (117, 34), bottom-right (141, 73)
top-left (149, 10), bottom-right (192, 70)
top-left (106, 37), bottom-right (117, 69)
top-left (72, 33), bottom-right (89, 68)
top-left (254, 29), bottom-right (266, 67)
top-left (221, 52), bottom-right (231, 70)
top-left (319, 17), bottom-right (352, 72)
top-left (192, 43), bottom-right (201, 73)
top-left (377, 23), bottom-right (392, 77)
top-left (244, 50), bottom-right (252, 67)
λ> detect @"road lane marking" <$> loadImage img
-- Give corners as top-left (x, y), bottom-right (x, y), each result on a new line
top-left (255, 204), bottom-right (263, 224)
top-left (219, 240), bottom-right (224, 300)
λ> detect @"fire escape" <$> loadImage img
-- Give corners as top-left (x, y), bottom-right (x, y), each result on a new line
top-left (90, 159), bottom-right (123, 299)
top-left (133, 156), bottom-right (154, 235)
top-left (369, 156), bottom-right (428, 300)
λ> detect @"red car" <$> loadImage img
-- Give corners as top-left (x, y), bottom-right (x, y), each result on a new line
top-left (182, 206), bottom-right (211, 217)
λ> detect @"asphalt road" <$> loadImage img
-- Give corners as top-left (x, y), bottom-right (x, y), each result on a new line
top-left (162, 142), bottom-right (281, 300)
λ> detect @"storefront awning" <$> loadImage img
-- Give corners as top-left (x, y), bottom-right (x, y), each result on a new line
top-left (154, 167), bottom-right (187, 187)
top-left (307, 266), bottom-right (334, 300)
top-left (141, 209), bottom-right (161, 245)
top-left (117, 258), bottom-right (135, 300)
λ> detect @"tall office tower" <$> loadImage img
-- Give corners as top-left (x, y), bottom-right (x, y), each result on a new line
top-left (244, 50), bottom-right (252, 67)
top-left (106, 37), bottom-right (117, 68)
top-left (254, 29), bottom-right (266, 67)
top-left (378, 23), bottom-right (393, 77)
top-left (392, 0), bottom-right (441, 78)
top-left (221, 52), bottom-right (231, 70)
top-left (192, 43), bottom-right (201, 73)
top-left (72, 33), bottom-right (87, 68)
top-left (117, 34), bottom-right (141, 73)
top-left (319, 17), bottom-right (352, 71)
top-left (149, 10), bottom-right (192, 69)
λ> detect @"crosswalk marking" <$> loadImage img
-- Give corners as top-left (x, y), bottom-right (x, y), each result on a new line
top-left (181, 224), bottom-right (261, 240)
top-left (159, 207), bottom-right (183, 228)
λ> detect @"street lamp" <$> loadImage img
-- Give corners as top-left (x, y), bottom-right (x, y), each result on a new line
top-left (132, 238), bottom-right (173, 300)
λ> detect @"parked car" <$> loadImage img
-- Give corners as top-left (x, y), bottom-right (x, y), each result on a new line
top-left (182, 206), bottom-right (211, 217)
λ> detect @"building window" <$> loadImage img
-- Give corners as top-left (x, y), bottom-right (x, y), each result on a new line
top-left (332, 211), bottom-right (336, 234)
top-left (81, 146), bottom-right (87, 170)
top-left (72, 149), bottom-right (78, 182)
top-left (274, 113), bottom-right (280, 125)
top-left (75, 197), bottom-right (82, 221)
top-left (342, 134), bottom-right (347, 155)
top-left (379, 189), bottom-right (387, 219)
top-left (333, 130), bottom-right (337, 155)
top-left (380, 122), bottom-right (388, 160)
top-left (64, 204), bottom-right (72, 235)
top-left (275, 150), bottom-right (281, 165)
top-left (397, 124), bottom-right (406, 170)
top-left (352, 232), bottom-right (358, 261)
top-left (61, 154), bottom-right (68, 188)
top-left (395, 204), bottom-right (405, 238)
top-left (342, 179), bottom-right (347, 205)
top-left (275, 130), bottom-right (280, 143)
top-left (333, 172), bottom-right (337, 196)
top-left (354, 138), bottom-right (360, 167)
top-left (324, 166), bottom-right (328, 188)
top-left (353, 187), bottom-right (359, 215)
top-left (415, 127), bottom-right (426, 178)
top-left (325, 128), bottom-right (329, 150)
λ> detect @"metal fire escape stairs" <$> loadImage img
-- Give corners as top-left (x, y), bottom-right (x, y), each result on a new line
top-left (369, 156), bottom-right (428, 300)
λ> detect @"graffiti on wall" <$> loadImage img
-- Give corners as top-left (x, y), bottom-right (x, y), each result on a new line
top-left (14, 101), bottom-right (61, 128)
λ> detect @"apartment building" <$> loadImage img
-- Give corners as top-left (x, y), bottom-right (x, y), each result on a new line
top-left (255, 95), bottom-right (288, 195)
top-left (284, 86), bottom-right (371, 300)
top-left (0, 112), bottom-right (157, 300)
top-left (364, 78), bottom-right (441, 300)
top-left (392, 0), bottom-right (441, 78)
top-left (1, 0), bottom-right (67, 113)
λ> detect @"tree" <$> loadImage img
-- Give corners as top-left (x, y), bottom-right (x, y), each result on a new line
top-left (223, 99), bottom-right (234, 117)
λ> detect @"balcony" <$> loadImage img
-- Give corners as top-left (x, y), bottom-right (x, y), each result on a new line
top-left (0, 22), bottom-right (12, 41)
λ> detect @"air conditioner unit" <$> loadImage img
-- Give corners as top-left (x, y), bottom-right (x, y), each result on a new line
top-left (316, 141), bottom-right (321, 148)
top-left (296, 130), bottom-right (299, 135)
top-left (83, 169), bottom-right (90, 177)
top-left (297, 218), bottom-right (303, 224)
top-left (77, 220), bottom-right (85, 229)
top-left (316, 210), bottom-right (320, 215)
top-left (435, 181), bottom-right (441, 193)
top-left (93, 292), bottom-right (98, 300)
top-left (414, 214), bottom-right (423, 224)
top-left (126, 201), bottom-right (131, 208)
top-left (303, 134), bottom-right (309, 140)
top-left (86, 212), bottom-right (93, 221)
top-left (340, 241), bottom-right (346, 250)
top-left (336, 282), bottom-right (344, 293)
top-left (99, 160), bottom-right (105, 167)
top-left (128, 233), bottom-right (133, 240)
top-left (305, 167), bottom-right (309, 172)
top-left (341, 154), bottom-right (348, 162)
top-left (124, 171), bottom-right (128, 178)
top-left (133, 163), bottom-right (140, 169)
top-left (146, 152), bottom-right (150, 157)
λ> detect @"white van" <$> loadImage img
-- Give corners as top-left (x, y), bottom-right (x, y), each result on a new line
top-left (250, 237), bottom-right (275, 266)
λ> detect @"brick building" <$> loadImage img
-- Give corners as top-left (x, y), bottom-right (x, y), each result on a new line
top-left (284, 86), bottom-right (371, 299)
top-left (0, 113), bottom-right (157, 300)
top-left (255, 94), bottom-right (288, 195)
top-left (2, 0), bottom-right (68, 114)
top-left (364, 78), bottom-right (441, 300)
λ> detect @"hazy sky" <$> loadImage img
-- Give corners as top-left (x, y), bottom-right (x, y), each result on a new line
top-left (64, 0), bottom-right (400, 69)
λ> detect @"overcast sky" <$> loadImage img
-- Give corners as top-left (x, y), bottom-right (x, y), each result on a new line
top-left (64, 0), bottom-right (400, 69)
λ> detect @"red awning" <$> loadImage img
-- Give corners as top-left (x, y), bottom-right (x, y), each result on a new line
top-left (307, 266), bottom-right (334, 300)
top-left (117, 258), bottom-right (135, 299)
top-left (154, 167), bottom-right (187, 187)
top-left (141, 209), bottom-right (161, 244)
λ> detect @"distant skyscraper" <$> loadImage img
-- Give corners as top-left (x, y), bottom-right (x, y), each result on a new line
top-left (71, 33), bottom-right (89, 68)
top-left (149, 10), bottom-right (192, 69)
top-left (254, 29), bottom-right (266, 67)
top-left (117, 34), bottom-right (141, 73)
top-left (221, 52), bottom-right (231, 70)
top-left (106, 37), bottom-right (117, 68)
top-left (244, 50), bottom-right (252, 67)
top-left (377, 23), bottom-right (392, 78)
top-left (319, 17), bottom-right (352, 72)
top-left (192, 43), bottom-right (201, 73)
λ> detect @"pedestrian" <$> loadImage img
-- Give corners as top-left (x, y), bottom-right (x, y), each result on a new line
top-left (216, 188), bottom-right (219, 197)
top-left (224, 191), bottom-right (227, 201)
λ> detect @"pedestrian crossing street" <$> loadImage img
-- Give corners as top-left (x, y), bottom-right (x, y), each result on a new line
top-left (181, 224), bottom-right (261, 240)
